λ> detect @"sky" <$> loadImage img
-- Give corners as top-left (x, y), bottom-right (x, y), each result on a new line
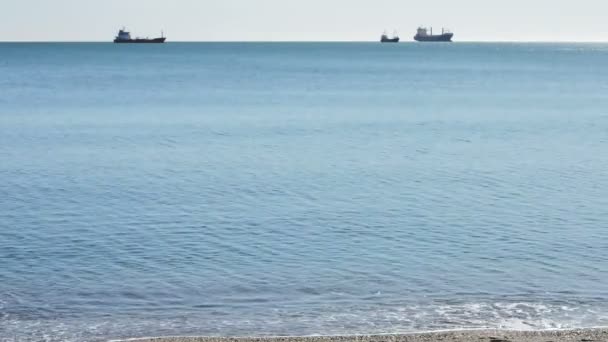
top-left (2, 0), bottom-right (608, 42)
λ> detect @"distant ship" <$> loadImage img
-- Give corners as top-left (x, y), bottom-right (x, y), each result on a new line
top-left (380, 30), bottom-right (400, 43)
top-left (114, 28), bottom-right (166, 43)
top-left (414, 27), bottom-right (453, 42)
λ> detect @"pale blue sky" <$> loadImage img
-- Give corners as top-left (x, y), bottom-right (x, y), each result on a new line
top-left (2, 0), bottom-right (608, 42)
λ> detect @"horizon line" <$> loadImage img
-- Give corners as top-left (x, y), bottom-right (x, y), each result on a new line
top-left (1, 39), bottom-right (608, 44)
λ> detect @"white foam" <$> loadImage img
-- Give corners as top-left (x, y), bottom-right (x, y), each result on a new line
top-left (3, 301), bottom-right (608, 342)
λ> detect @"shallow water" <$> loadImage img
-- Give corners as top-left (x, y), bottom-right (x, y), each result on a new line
top-left (1, 42), bottom-right (608, 342)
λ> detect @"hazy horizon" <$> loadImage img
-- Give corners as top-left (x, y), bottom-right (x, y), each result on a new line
top-left (2, 0), bottom-right (608, 42)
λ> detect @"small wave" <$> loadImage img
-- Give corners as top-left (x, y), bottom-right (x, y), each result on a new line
top-left (3, 301), bottom-right (608, 342)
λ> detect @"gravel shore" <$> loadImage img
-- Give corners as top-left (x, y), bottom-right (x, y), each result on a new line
top-left (115, 329), bottom-right (608, 342)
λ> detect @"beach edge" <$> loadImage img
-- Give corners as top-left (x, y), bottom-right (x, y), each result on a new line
top-left (112, 328), bottom-right (608, 342)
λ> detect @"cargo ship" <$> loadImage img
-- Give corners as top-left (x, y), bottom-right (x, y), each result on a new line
top-left (113, 28), bottom-right (166, 43)
top-left (380, 31), bottom-right (400, 43)
top-left (414, 27), bottom-right (453, 42)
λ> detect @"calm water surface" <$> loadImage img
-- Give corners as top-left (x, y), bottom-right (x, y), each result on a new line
top-left (1, 43), bottom-right (608, 342)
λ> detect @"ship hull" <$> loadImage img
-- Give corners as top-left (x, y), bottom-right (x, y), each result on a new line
top-left (114, 37), bottom-right (166, 44)
top-left (381, 37), bottom-right (400, 43)
top-left (414, 33), bottom-right (453, 42)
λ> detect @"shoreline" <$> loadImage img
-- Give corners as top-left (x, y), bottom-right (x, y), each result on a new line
top-left (113, 329), bottom-right (608, 342)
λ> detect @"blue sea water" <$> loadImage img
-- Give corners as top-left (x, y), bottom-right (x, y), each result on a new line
top-left (1, 42), bottom-right (608, 342)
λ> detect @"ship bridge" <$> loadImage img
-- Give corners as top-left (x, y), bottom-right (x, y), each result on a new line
top-left (417, 27), bottom-right (429, 36)
top-left (116, 29), bottom-right (131, 41)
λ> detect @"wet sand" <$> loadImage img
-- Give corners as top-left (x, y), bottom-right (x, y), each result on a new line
top-left (116, 329), bottom-right (608, 342)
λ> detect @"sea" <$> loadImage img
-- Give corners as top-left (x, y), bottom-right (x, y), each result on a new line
top-left (1, 42), bottom-right (608, 342)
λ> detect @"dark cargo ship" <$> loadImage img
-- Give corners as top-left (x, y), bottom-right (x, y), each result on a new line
top-left (114, 28), bottom-right (166, 43)
top-left (380, 31), bottom-right (400, 43)
top-left (414, 27), bottom-right (453, 42)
